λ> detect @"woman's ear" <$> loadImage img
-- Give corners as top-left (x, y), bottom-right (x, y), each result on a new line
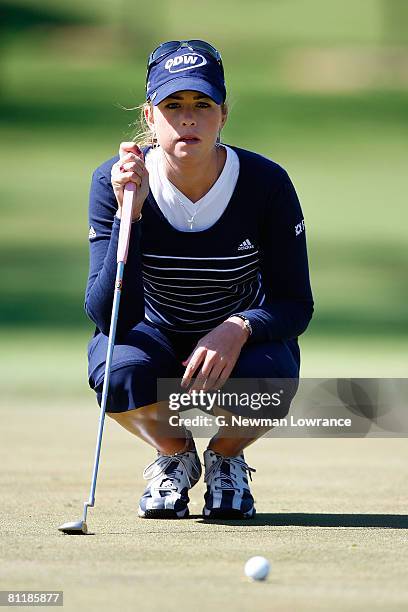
top-left (220, 104), bottom-right (228, 128)
top-left (144, 103), bottom-right (154, 131)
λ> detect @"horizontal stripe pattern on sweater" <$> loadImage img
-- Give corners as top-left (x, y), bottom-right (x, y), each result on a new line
top-left (142, 251), bottom-right (265, 333)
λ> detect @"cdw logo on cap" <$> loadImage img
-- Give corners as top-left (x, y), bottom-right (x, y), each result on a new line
top-left (165, 53), bottom-right (207, 73)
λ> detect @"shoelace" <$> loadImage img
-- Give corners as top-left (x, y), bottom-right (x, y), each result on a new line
top-left (143, 452), bottom-right (201, 492)
top-left (204, 455), bottom-right (256, 492)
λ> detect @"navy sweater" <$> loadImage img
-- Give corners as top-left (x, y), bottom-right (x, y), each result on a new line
top-left (85, 145), bottom-right (314, 344)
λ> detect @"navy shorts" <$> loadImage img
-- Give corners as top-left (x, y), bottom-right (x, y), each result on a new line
top-left (87, 320), bottom-right (300, 414)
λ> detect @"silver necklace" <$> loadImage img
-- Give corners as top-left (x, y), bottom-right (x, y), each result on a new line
top-left (172, 190), bottom-right (200, 230)
top-left (160, 148), bottom-right (220, 230)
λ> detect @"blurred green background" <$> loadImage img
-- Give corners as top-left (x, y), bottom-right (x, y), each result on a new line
top-left (1, 0), bottom-right (407, 404)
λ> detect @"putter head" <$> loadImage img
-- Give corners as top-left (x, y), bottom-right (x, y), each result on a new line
top-left (58, 520), bottom-right (88, 535)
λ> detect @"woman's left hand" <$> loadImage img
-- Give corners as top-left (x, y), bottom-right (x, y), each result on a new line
top-left (181, 317), bottom-right (250, 392)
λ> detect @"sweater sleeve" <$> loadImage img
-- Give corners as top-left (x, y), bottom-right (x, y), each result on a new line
top-left (84, 163), bottom-right (145, 336)
top-left (236, 169), bottom-right (314, 343)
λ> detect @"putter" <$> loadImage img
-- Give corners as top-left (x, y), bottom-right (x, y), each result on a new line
top-left (58, 182), bottom-right (136, 535)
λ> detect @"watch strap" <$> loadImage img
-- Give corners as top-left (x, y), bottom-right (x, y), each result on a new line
top-left (230, 313), bottom-right (252, 336)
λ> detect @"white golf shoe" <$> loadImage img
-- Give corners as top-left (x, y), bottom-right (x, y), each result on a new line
top-left (138, 432), bottom-right (202, 519)
top-left (202, 448), bottom-right (256, 519)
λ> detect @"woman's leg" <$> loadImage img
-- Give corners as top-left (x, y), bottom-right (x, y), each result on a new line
top-left (93, 356), bottom-right (200, 519)
top-left (107, 399), bottom-right (193, 455)
top-left (202, 339), bottom-right (301, 519)
top-left (208, 339), bottom-right (300, 456)
top-left (90, 322), bottom-right (191, 454)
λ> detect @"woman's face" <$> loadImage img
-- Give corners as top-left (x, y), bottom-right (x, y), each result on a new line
top-left (145, 90), bottom-right (227, 160)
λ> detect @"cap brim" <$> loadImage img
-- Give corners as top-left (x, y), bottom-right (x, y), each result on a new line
top-left (150, 77), bottom-right (224, 105)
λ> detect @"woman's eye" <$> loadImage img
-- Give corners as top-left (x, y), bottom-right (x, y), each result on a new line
top-left (165, 102), bottom-right (211, 109)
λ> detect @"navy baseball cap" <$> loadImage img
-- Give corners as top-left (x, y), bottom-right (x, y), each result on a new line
top-left (146, 42), bottom-right (226, 106)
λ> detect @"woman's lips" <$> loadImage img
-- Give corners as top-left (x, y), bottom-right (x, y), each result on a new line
top-left (178, 136), bottom-right (200, 144)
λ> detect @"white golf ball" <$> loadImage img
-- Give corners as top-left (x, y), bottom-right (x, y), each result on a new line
top-left (244, 556), bottom-right (270, 581)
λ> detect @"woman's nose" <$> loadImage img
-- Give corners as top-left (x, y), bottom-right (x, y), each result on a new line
top-left (181, 111), bottom-right (196, 126)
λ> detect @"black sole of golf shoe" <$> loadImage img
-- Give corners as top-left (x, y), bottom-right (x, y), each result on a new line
top-left (138, 508), bottom-right (190, 519)
top-left (202, 507), bottom-right (256, 520)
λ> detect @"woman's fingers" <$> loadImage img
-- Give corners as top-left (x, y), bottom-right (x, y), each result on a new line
top-left (119, 142), bottom-right (143, 160)
top-left (112, 165), bottom-right (141, 184)
top-left (119, 154), bottom-right (145, 167)
top-left (211, 362), bottom-right (234, 392)
top-left (189, 368), bottom-right (209, 392)
top-left (119, 153), bottom-right (135, 163)
top-left (120, 161), bottom-right (144, 173)
top-left (111, 143), bottom-right (149, 216)
top-left (112, 160), bottom-right (144, 185)
top-left (190, 357), bottom-right (227, 392)
top-left (117, 171), bottom-right (142, 186)
top-left (180, 321), bottom-right (247, 392)
top-left (184, 351), bottom-right (228, 392)
top-left (201, 360), bottom-right (226, 391)
top-left (190, 352), bottom-right (215, 391)
top-left (181, 347), bottom-right (206, 388)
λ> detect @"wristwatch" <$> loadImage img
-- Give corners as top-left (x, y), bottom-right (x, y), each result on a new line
top-left (230, 314), bottom-right (252, 337)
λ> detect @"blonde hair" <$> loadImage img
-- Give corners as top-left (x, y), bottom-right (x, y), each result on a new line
top-left (126, 102), bottom-right (156, 148)
top-left (126, 100), bottom-right (229, 148)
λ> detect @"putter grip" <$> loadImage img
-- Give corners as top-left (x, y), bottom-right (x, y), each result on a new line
top-left (117, 182), bottom-right (136, 264)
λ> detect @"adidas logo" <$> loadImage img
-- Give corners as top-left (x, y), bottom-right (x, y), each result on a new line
top-left (238, 239), bottom-right (254, 251)
top-left (88, 226), bottom-right (96, 239)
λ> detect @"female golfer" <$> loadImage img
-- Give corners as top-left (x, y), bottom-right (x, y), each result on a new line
top-left (85, 40), bottom-right (313, 519)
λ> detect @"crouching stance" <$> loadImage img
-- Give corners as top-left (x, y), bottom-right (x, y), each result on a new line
top-left (85, 40), bottom-right (313, 519)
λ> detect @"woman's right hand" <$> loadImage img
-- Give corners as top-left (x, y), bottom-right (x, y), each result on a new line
top-left (111, 142), bottom-right (149, 222)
